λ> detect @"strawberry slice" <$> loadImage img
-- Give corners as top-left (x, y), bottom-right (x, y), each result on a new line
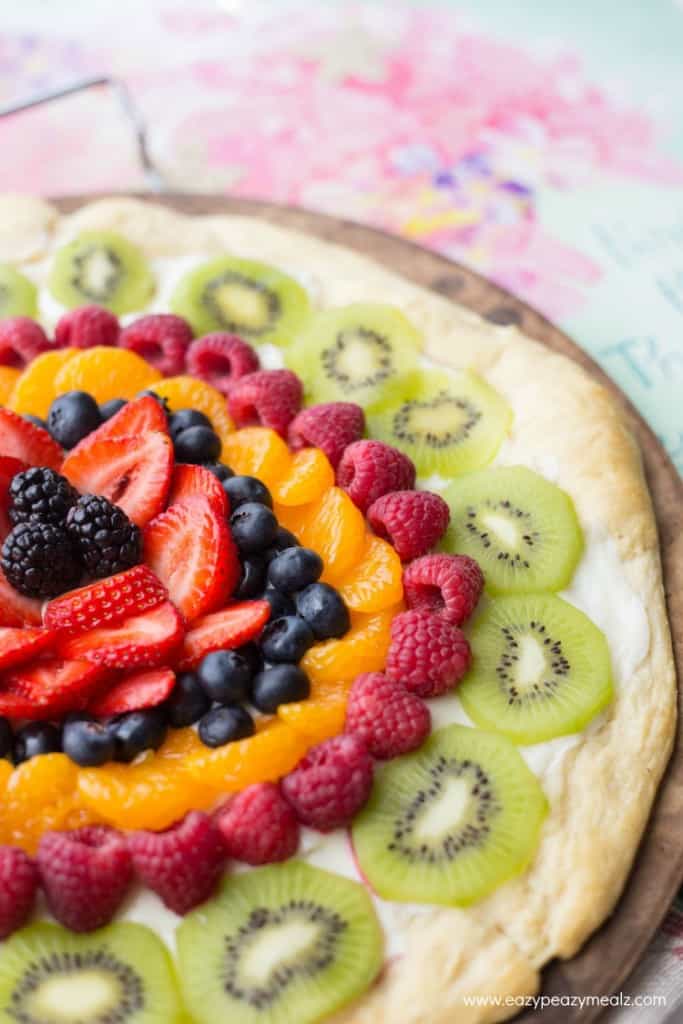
top-left (179, 600), bottom-right (270, 669)
top-left (0, 408), bottom-right (62, 470)
top-left (89, 667), bottom-right (175, 717)
top-left (1, 657), bottom-right (110, 718)
top-left (69, 395), bottom-right (168, 456)
top-left (0, 692), bottom-right (38, 719)
top-left (61, 431), bottom-right (173, 527)
top-left (0, 627), bottom-right (56, 671)
top-left (58, 600), bottom-right (184, 670)
top-left (144, 496), bottom-right (239, 622)
top-left (0, 455), bottom-right (26, 542)
top-left (44, 565), bottom-right (168, 636)
top-left (167, 463), bottom-right (229, 518)
top-left (0, 565), bottom-right (42, 626)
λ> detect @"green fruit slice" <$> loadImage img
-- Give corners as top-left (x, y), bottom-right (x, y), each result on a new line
top-left (352, 724), bottom-right (547, 906)
top-left (0, 264), bottom-right (37, 318)
top-left (170, 255), bottom-right (310, 345)
top-left (443, 465), bottom-right (584, 594)
top-left (459, 594), bottom-right (613, 744)
top-left (48, 231), bottom-right (155, 314)
top-left (177, 861), bottom-right (383, 1024)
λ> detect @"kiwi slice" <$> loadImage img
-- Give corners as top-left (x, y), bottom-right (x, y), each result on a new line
top-left (352, 724), bottom-right (547, 906)
top-left (286, 303), bottom-right (422, 405)
top-left (367, 369), bottom-right (511, 477)
top-left (170, 255), bottom-right (310, 344)
top-left (0, 921), bottom-right (184, 1024)
top-left (443, 465), bottom-right (584, 593)
top-left (459, 594), bottom-right (613, 744)
top-left (177, 861), bottom-right (383, 1024)
top-left (0, 264), bottom-right (37, 318)
top-left (48, 231), bottom-right (155, 314)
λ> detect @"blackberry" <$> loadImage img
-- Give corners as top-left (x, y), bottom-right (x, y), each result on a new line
top-left (1, 521), bottom-right (81, 598)
top-left (9, 467), bottom-right (78, 526)
top-left (66, 494), bottom-right (141, 578)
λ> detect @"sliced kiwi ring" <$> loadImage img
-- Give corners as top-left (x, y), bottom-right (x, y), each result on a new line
top-left (0, 264), bottom-right (38, 319)
top-left (48, 231), bottom-right (155, 315)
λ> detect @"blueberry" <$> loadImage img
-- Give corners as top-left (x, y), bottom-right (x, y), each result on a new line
top-left (261, 585), bottom-right (296, 620)
top-left (169, 408), bottom-right (213, 438)
top-left (197, 650), bottom-right (252, 704)
top-left (23, 413), bottom-right (48, 429)
top-left (295, 583), bottom-right (350, 640)
top-left (62, 715), bottom-right (115, 767)
top-left (110, 707), bottom-right (168, 763)
top-left (47, 390), bottom-right (102, 449)
top-left (198, 706), bottom-right (255, 748)
top-left (203, 461), bottom-right (234, 482)
top-left (99, 398), bottom-right (127, 421)
top-left (261, 615), bottom-right (315, 663)
top-left (174, 425), bottom-right (221, 464)
top-left (230, 502), bottom-right (278, 554)
top-left (251, 664), bottom-right (310, 713)
top-left (234, 553), bottom-right (268, 599)
top-left (267, 547), bottom-right (323, 593)
top-left (237, 642), bottom-right (264, 678)
top-left (264, 527), bottom-right (300, 563)
top-left (167, 672), bottom-right (211, 727)
top-left (14, 722), bottom-right (61, 763)
top-left (222, 475), bottom-right (272, 510)
top-left (0, 716), bottom-right (13, 761)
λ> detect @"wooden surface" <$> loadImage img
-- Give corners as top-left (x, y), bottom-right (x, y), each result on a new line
top-left (56, 195), bottom-right (683, 1022)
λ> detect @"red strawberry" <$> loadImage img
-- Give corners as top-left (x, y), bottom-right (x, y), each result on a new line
top-left (0, 657), bottom-right (110, 719)
top-left (0, 626), bottom-right (56, 671)
top-left (179, 600), bottom-right (270, 669)
top-left (58, 601), bottom-right (184, 671)
top-left (0, 408), bottom-right (63, 470)
top-left (89, 667), bottom-right (175, 717)
top-left (144, 496), bottom-right (238, 622)
top-left (288, 402), bottom-right (365, 469)
top-left (0, 565), bottom-right (42, 627)
top-left (70, 395), bottom-right (168, 454)
top-left (184, 333), bottom-right (259, 395)
top-left (0, 455), bottom-right (26, 542)
top-left (0, 317), bottom-right (50, 367)
top-left (44, 565), bottom-right (168, 635)
top-left (118, 314), bottom-right (193, 376)
top-left (61, 431), bottom-right (173, 527)
top-left (54, 306), bottom-right (120, 350)
top-left (167, 463), bottom-right (229, 518)
top-left (228, 369), bottom-right (302, 436)
top-left (0, 846), bottom-right (39, 938)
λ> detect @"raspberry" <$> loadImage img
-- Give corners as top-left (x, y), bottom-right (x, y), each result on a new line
top-left (0, 845), bottom-right (39, 939)
top-left (216, 782), bottom-right (299, 865)
top-left (128, 811), bottom-right (226, 914)
top-left (55, 305), bottom-right (120, 349)
top-left (367, 489), bottom-right (450, 561)
top-left (282, 734), bottom-right (373, 831)
top-left (228, 369), bottom-right (303, 436)
top-left (0, 317), bottom-right (50, 368)
top-left (403, 553), bottom-right (484, 626)
top-left (118, 314), bottom-right (193, 376)
top-left (385, 609), bottom-right (471, 697)
top-left (345, 672), bottom-right (431, 759)
top-left (185, 333), bottom-right (259, 396)
top-left (37, 826), bottom-right (133, 932)
top-left (336, 440), bottom-right (415, 514)
top-left (288, 402), bottom-right (365, 469)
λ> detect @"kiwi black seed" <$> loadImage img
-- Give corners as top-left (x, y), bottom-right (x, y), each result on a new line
top-left (0, 264), bottom-right (38, 318)
top-left (48, 231), bottom-right (155, 315)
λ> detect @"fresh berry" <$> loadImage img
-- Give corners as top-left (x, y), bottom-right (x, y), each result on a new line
top-left (230, 501), bottom-right (278, 554)
top-left (99, 398), bottom-right (127, 420)
top-left (294, 583), bottom-right (350, 640)
top-left (166, 671), bottom-right (210, 727)
top-left (0, 408), bottom-right (63, 470)
top-left (66, 494), bottom-right (141, 578)
top-left (235, 554), bottom-right (269, 600)
top-left (0, 564), bottom-right (42, 626)
top-left (3, 657), bottom-right (108, 720)
top-left (223, 474), bottom-right (272, 509)
top-left (268, 526), bottom-right (299, 554)
top-left (216, 782), bottom-right (299, 865)
top-left (282, 734), bottom-right (373, 831)
top-left (198, 705), bottom-right (255, 747)
top-left (75, 394), bottom-right (169, 450)
top-left (59, 600), bottom-right (184, 670)
top-left (174, 425), bottom-right (221, 464)
top-left (0, 846), bottom-right (39, 938)
top-left (44, 564), bottom-right (167, 634)
top-left (62, 714), bottom-right (116, 767)
top-left (197, 650), bottom-right (252, 705)
top-left (337, 439), bottom-right (416, 514)
top-left (267, 547), bottom-right (322, 593)
top-left (8, 466), bottom-right (78, 526)
top-left (0, 625), bottom-right (55, 670)
top-left (38, 826), bottom-right (133, 931)
top-left (403, 553), bottom-right (484, 626)
top-left (47, 390), bottom-right (102, 449)
top-left (89, 667), bottom-right (175, 718)
top-left (251, 664), bottom-right (310, 713)
top-left (0, 317), bottom-right (50, 368)
top-left (0, 456), bottom-right (26, 542)
top-left (367, 490), bottom-right (450, 561)
top-left (185, 333), bottom-right (259, 395)
top-left (13, 721), bottom-right (62, 761)
top-left (179, 600), bottom-right (270, 669)
top-left (169, 407), bottom-right (212, 437)
top-left (118, 313), bottom-right (193, 376)
top-left (22, 414), bottom-right (47, 429)
top-left (144, 496), bottom-right (239, 622)
top-left (260, 586), bottom-right (295, 620)
top-left (61, 430), bottom-right (173, 528)
top-left (128, 811), bottom-right (226, 914)
top-left (1, 520), bottom-right (81, 597)
top-left (168, 462), bottom-right (229, 518)
top-left (204, 460), bottom-right (233, 483)
top-left (110, 707), bottom-right (168, 762)
top-left (345, 672), bottom-right (431, 759)
top-left (228, 369), bottom-right (302, 436)
top-left (55, 305), bottom-right (120, 350)
top-left (288, 402), bottom-right (365, 469)
top-left (385, 609), bottom-right (471, 697)
top-left (0, 716), bottom-right (12, 760)
top-left (260, 616), bottom-right (314, 664)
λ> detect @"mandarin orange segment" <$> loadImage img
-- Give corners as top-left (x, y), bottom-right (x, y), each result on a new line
top-left (221, 427), bottom-right (290, 490)
top-left (337, 534), bottom-right (404, 613)
top-left (152, 375), bottom-right (234, 459)
top-left (0, 366), bottom-right (21, 406)
top-left (0, 758), bottom-right (12, 795)
top-left (278, 678), bottom-right (353, 742)
top-left (54, 346), bottom-right (162, 403)
top-left (0, 754), bottom-right (97, 853)
top-left (272, 447), bottom-right (334, 507)
top-left (301, 605), bottom-right (401, 685)
top-left (278, 487), bottom-right (366, 582)
top-left (9, 347), bottom-right (78, 416)
top-left (183, 718), bottom-right (309, 790)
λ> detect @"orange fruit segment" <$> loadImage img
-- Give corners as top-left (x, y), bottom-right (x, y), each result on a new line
top-left (0, 366), bottom-right (21, 406)
top-left (9, 347), bottom-right (77, 416)
top-left (272, 447), bottom-right (334, 506)
top-left (183, 718), bottom-right (309, 790)
top-left (152, 375), bottom-right (234, 459)
top-left (278, 678), bottom-right (353, 742)
top-left (222, 427), bottom-right (290, 490)
top-left (337, 534), bottom-right (404, 613)
top-left (277, 487), bottom-right (366, 582)
top-left (301, 605), bottom-right (401, 685)
top-left (54, 346), bottom-right (162, 403)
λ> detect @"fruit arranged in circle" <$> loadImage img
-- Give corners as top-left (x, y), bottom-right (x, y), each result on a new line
top-left (150, 374), bottom-right (234, 457)
top-left (277, 486), bottom-right (366, 582)
top-left (272, 446), bottom-right (334, 506)
top-left (301, 606), bottom-right (399, 684)
top-left (0, 367), bottom-right (20, 405)
top-left (48, 231), bottom-right (155, 313)
top-left (54, 346), bottom-right (162, 403)
top-left (8, 348), bottom-right (78, 417)
top-left (336, 534), bottom-right (403, 613)
top-left (0, 264), bottom-right (37, 319)
top-left (222, 425), bottom-right (289, 490)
